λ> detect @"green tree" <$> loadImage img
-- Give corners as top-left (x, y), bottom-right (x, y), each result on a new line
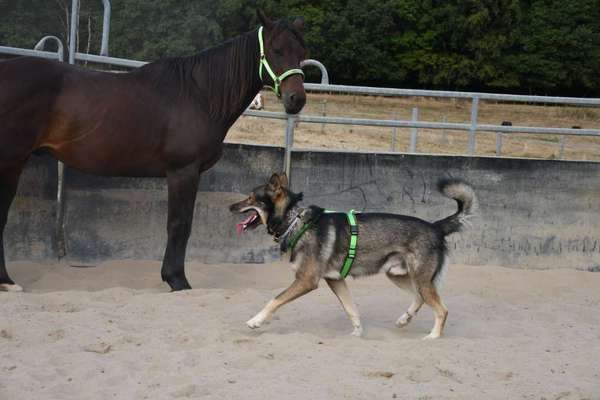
top-left (1, 0), bottom-right (599, 95)
top-left (109, 0), bottom-right (222, 61)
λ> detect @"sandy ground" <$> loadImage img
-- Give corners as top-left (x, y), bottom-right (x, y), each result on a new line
top-left (1, 260), bottom-right (599, 400)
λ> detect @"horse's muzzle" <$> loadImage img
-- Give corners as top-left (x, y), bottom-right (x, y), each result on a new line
top-left (282, 91), bottom-right (306, 115)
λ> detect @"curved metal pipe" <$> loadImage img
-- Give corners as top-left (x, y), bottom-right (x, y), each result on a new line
top-left (300, 59), bottom-right (329, 85)
top-left (100, 0), bottom-right (111, 56)
top-left (33, 36), bottom-right (65, 61)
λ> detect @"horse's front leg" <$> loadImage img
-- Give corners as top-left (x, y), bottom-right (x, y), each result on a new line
top-left (161, 163), bottom-right (200, 291)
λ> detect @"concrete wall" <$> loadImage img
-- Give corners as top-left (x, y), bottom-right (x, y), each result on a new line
top-left (6, 143), bottom-right (600, 270)
top-left (5, 155), bottom-right (57, 262)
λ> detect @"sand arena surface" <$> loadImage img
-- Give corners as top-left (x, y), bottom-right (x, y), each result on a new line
top-left (1, 261), bottom-right (599, 399)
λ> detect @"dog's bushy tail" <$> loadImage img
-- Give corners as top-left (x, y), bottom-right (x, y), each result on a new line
top-left (434, 178), bottom-right (477, 236)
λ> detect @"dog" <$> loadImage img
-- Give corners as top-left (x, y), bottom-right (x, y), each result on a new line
top-left (230, 173), bottom-right (477, 339)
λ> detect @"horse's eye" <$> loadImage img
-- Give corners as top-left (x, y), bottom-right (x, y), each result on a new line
top-left (273, 48), bottom-right (282, 56)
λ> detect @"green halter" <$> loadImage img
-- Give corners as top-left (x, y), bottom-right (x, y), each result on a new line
top-left (258, 26), bottom-right (305, 98)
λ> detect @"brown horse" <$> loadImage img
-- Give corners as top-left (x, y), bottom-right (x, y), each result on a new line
top-left (0, 11), bottom-right (307, 291)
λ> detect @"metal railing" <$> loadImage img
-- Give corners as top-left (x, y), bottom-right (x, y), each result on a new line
top-left (247, 89), bottom-right (600, 178)
top-left (68, 0), bottom-right (111, 62)
top-left (249, 84), bottom-right (600, 164)
top-left (0, 45), bottom-right (63, 61)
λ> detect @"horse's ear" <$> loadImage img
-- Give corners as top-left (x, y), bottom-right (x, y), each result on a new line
top-left (257, 9), bottom-right (273, 30)
top-left (293, 17), bottom-right (305, 34)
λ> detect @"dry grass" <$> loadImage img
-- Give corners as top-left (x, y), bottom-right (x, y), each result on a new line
top-left (227, 91), bottom-right (600, 161)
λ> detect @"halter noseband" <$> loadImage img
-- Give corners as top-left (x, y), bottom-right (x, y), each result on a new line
top-left (258, 26), bottom-right (305, 98)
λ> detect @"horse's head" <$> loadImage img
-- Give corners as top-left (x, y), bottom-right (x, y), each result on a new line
top-left (257, 10), bottom-right (307, 115)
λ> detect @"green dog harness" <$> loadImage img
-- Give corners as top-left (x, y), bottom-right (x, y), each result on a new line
top-left (287, 209), bottom-right (359, 279)
top-left (258, 26), bottom-right (305, 98)
top-left (340, 210), bottom-right (358, 278)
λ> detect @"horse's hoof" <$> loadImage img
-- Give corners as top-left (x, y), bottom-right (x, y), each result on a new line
top-left (0, 283), bottom-right (23, 292)
top-left (167, 277), bottom-right (192, 291)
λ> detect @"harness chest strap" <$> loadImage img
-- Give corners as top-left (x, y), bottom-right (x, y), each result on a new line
top-left (258, 26), bottom-right (305, 97)
top-left (287, 209), bottom-right (359, 279)
top-left (285, 215), bottom-right (314, 251)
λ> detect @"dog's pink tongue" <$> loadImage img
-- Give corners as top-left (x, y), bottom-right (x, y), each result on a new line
top-left (236, 222), bottom-right (245, 235)
top-left (236, 213), bottom-right (256, 235)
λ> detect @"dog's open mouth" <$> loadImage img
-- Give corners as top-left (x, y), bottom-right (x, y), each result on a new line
top-left (236, 210), bottom-right (259, 235)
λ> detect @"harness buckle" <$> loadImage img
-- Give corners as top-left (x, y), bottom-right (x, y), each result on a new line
top-left (350, 225), bottom-right (359, 235)
top-left (347, 248), bottom-right (356, 259)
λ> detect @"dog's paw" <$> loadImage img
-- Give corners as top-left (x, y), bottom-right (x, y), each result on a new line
top-left (246, 312), bottom-right (269, 329)
top-left (421, 332), bottom-right (441, 340)
top-left (0, 283), bottom-right (23, 292)
top-left (351, 326), bottom-right (363, 337)
top-left (395, 313), bottom-right (412, 328)
top-left (246, 317), bottom-right (263, 329)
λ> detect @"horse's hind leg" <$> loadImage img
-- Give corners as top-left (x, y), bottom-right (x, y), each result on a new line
top-left (0, 162), bottom-right (26, 292)
top-left (161, 163), bottom-right (200, 291)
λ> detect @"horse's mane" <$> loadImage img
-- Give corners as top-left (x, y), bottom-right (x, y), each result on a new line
top-left (137, 29), bottom-right (261, 120)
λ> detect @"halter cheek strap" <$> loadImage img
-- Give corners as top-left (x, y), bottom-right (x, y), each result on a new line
top-left (258, 26), bottom-right (305, 98)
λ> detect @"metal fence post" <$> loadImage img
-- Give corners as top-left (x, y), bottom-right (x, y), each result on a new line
top-left (34, 35), bottom-right (67, 258)
top-left (68, 0), bottom-right (79, 64)
top-left (409, 107), bottom-right (419, 153)
top-left (55, 162), bottom-right (66, 258)
top-left (100, 0), bottom-right (111, 56)
top-left (558, 136), bottom-right (565, 159)
top-left (468, 96), bottom-right (479, 155)
top-left (441, 116), bottom-right (448, 145)
top-left (320, 100), bottom-right (327, 134)
top-left (284, 115), bottom-right (296, 185)
top-left (59, 0), bottom-right (81, 259)
top-left (391, 112), bottom-right (398, 151)
top-left (495, 133), bottom-right (503, 156)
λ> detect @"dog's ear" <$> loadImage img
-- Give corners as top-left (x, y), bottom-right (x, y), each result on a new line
top-left (279, 173), bottom-right (289, 188)
top-left (257, 9), bottom-right (274, 30)
top-left (268, 172), bottom-right (288, 191)
top-left (268, 173), bottom-right (281, 190)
